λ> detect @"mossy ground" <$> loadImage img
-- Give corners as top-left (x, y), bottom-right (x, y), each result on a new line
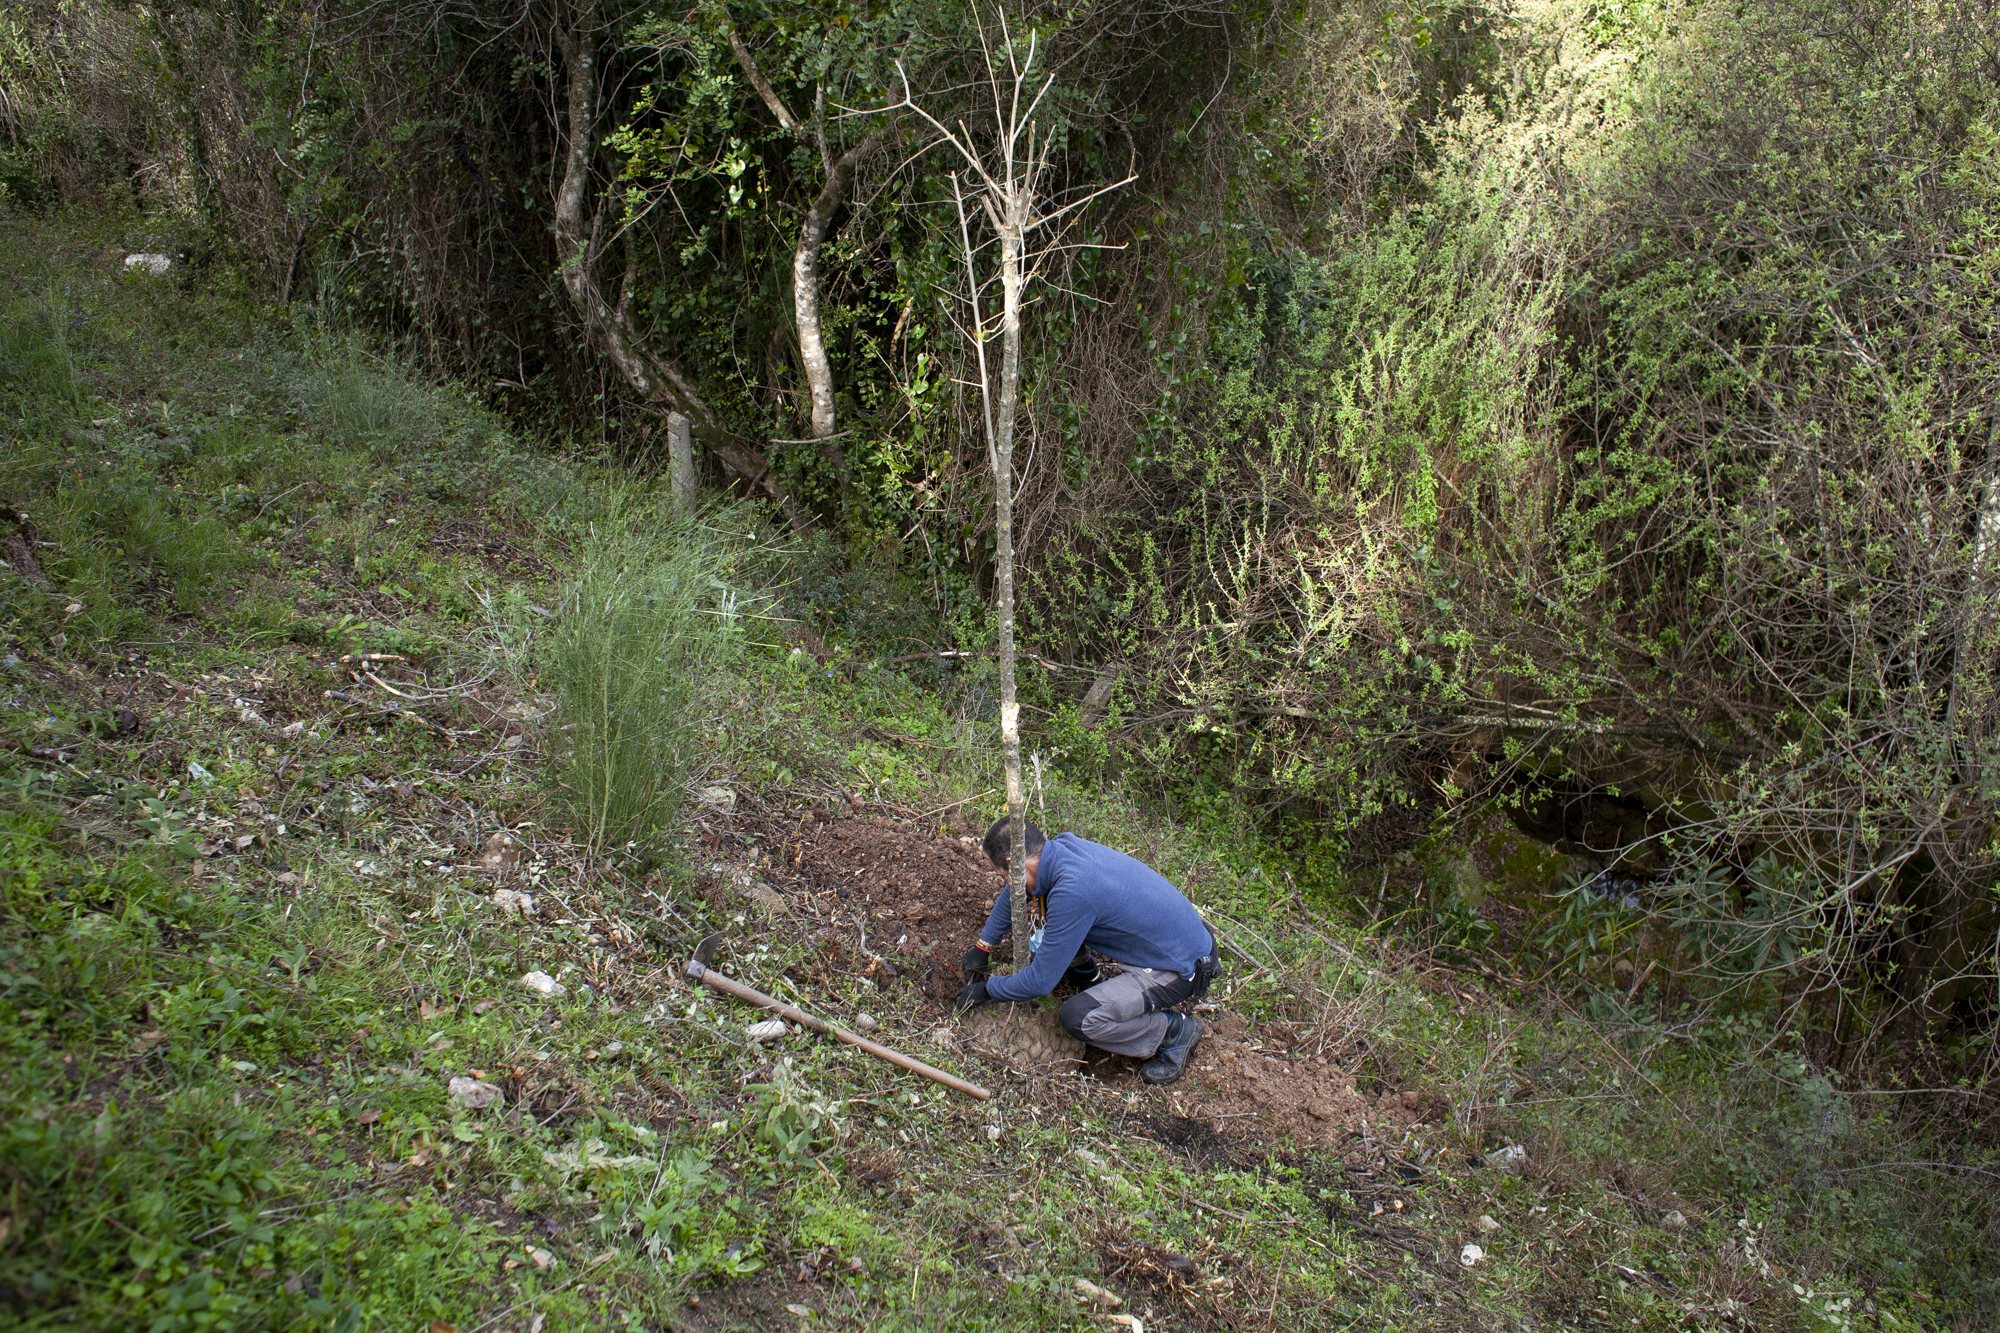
top-left (0, 217), bottom-right (1979, 1331)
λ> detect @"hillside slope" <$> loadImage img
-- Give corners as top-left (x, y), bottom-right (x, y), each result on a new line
top-left (0, 222), bottom-right (1981, 1331)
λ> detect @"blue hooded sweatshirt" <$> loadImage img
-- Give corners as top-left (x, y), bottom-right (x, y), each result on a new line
top-left (978, 833), bottom-right (1213, 1003)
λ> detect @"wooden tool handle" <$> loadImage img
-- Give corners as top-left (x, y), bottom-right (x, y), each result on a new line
top-left (690, 965), bottom-right (992, 1100)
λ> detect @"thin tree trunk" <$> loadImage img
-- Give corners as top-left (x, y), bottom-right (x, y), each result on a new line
top-left (1945, 455), bottom-right (2000, 784)
top-left (795, 127), bottom-right (890, 457)
top-left (995, 200), bottom-right (1029, 961)
top-left (729, 20), bottom-right (891, 471)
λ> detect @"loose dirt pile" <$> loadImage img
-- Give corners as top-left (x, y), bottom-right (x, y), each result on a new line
top-left (1167, 1015), bottom-right (1443, 1147)
top-left (751, 814), bottom-right (1012, 1005)
top-left (726, 807), bottom-right (1448, 1149)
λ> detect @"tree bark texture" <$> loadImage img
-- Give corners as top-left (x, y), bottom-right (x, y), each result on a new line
top-left (728, 22), bottom-right (890, 466)
top-left (795, 127), bottom-right (890, 452)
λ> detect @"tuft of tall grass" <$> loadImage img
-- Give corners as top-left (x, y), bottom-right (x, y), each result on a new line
top-left (541, 503), bottom-right (777, 857)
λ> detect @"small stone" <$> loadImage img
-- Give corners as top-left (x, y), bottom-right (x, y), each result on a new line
top-left (1460, 1243), bottom-right (1486, 1267)
top-left (603, 1041), bottom-right (625, 1057)
top-left (985, 1125), bottom-right (1003, 1142)
top-left (125, 252), bottom-right (173, 274)
top-left (521, 970), bottom-right (568, 998)
top-left (1661, 1210), bottom-right (1689, 1230)
top-left (854, 1013), bottom-right (879, 1033)
top-left (1488, 1144), bottom-right (1529, 1175)
top-left (696, 785), bottom-right (736, 810)
top-left (527, 1246), bottom-right (553, 1269)
top-left (448, 1076), bottom-right (504, 1109)
top-left (491, 889), bottom-right (535, 916)
top-left (1476, 1214), bottom-right (1501, 1233)
top-left (1106, 1316), bottom-right (1145, 1332)
top-left (746, 1019), bottom-right (789, 1043)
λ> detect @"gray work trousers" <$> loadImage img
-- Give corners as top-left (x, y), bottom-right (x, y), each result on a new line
top-left (1056, 967), bottom-right (1194, 1057)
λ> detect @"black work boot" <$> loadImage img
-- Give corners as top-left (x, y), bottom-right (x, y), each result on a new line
top-left (1140, 1013), bottom-right (1204, 1085)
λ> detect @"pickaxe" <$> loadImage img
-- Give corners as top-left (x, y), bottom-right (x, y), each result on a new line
top-left (686, 931), bottom-right (991, 1100)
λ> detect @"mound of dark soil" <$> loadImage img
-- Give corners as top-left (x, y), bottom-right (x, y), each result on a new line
top-left (754, 814), bottom-right (1013, 1006)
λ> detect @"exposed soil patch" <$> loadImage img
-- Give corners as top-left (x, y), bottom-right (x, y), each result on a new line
top-left (1079, 1012), bottom-right (1441, 1148)
top-left (747, 813), bottom-right (1014, 1005)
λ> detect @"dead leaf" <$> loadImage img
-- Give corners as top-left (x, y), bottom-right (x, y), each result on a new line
top-left (354, 1107), bottom-right (382, 1126)
top-left (418, 998), bottom-right (437, 1020)
top-left (429, 1322), bottom-right (458, 1333)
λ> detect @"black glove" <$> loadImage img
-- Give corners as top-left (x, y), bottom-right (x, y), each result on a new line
top-left (961, 946), bottom-right (991, 980)
top-left (1063, 953), bottom-right (1101, 989)
top-left (954, 979), bottom-right (990, 1013)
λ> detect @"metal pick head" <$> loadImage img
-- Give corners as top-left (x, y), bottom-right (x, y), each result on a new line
top-left (689, 931), bottom-right (725, 976)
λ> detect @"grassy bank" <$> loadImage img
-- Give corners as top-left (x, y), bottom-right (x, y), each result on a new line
top-left (0, 217), bottom-right (1988, 1332)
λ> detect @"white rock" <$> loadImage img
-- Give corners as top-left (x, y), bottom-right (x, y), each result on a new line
top-left (491, 889), bottom-right (536, 916)
top-left (1661, 1210), bottom-right (1689, 1230)
top-left (1460, 1243), bottom-right (1486, 1267)
top-left (449, 1076), bottom-right (504, 1109)
top-left (1476, 1214), bottom-right (1501, 1233)
top-left (527, 1246), bottom-right (553, 1269)
top-left (521, 970), bottom-right (568, 998)
top-left (125, 253), bottom-right (172, 274)
top-left (854, 1013), bottom-right (879, 1033)
top-left (1106, 1316), bottom-right (1145, 1332)
top-left (984, 1125), bottom-right (1003, 1142)
top-left (696, 785), bottom-right (736, 810)
top-left (1488, 1144), bottom-right (1529, 1175)
top-left (745, 1019), bottom-right (789, 1043)
top-left (603, 1041), bottom-right (625, 1057)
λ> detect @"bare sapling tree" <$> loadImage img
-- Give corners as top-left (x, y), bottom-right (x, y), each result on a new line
top-left (897, 13), bottom-right (1132, 959)
top-left (554, 5), bottom-right (797, 522)
top-left (726, 20), bottom-right (896, 476)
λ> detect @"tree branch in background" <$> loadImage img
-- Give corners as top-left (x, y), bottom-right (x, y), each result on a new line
top-left (555, 13), bottom-right (798, 523)
top-left (795, 125), bottom-right (892, 457)
top-left (727, 16), bottom-right (895, 475)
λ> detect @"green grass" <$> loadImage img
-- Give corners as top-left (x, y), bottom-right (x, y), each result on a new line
top-left (0, 211), bottom-right (1989, 1332)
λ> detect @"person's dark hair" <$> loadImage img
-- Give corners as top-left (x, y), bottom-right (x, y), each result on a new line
top-left (983, 816), bottom-right (1045, 868)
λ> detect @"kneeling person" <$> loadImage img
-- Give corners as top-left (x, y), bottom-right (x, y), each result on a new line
top-left (956, 817), bottom-right (1218, 1085)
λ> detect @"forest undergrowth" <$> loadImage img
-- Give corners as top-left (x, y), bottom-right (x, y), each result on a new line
top-left (0, 220), bottom-right (1993, 1332)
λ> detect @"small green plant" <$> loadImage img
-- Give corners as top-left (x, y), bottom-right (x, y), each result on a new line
top-left (744, 1058), bottom-right (845, 1161)
top-left (540, 503), bottom-right (772, 856)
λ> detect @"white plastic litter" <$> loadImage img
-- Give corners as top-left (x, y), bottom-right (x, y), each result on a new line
top-left (125, 253), bottom-right (172, 274)
top-left (1488, 1144), bottom-right (1529, 1175)
top-left (1460, 1244), bottom-right (1486, 1267)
